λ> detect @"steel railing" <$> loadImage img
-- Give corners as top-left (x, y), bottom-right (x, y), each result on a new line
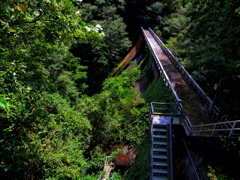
top-left (98, 156), bottom-right (115, 180)
top-left (150, 102), bottom-right (179, 115)
top-left (183, 119), bottom-right (240, 137)
top-left (183, 139), bottom-right (201, 180)
top-left (167, 123), bottom-right (173, 180)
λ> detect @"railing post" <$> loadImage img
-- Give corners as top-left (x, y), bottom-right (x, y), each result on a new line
top-left (228, 121), bottom-right (236, 137)
top-left (150, 102), bottom-right (154, 114)
top-left (211, 124), bottom-right (216, 136)
top-left (198, 126), bottom-right (203, 136)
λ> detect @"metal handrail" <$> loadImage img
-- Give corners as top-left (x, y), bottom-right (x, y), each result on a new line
top-left (191, 120), bottom-right (240, 137)
top-left (150, 102), bottom-right (178, 114)
top-left (98, 156), bottom-right (116, 180)
top-left (182, 116), bottom-right (240, 137)
top-left (167, 122), bottom-right (173, 180)
top-left (183, 139), bottom-right (201, 180)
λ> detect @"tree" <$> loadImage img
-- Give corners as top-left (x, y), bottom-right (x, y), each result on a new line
top-left (0, 0), bottom-right (102, 178)
top-left (78, 64), bottom-right (148, 148)
top-left (163, 0), bottom-right (240, 117)
top-left (71, 0), bottom-right (132, 95)
top-left (124, 0), bottom-right (167, 42)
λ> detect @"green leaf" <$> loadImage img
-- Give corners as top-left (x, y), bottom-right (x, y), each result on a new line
top-left (0, 97), bottom-right (6, 109)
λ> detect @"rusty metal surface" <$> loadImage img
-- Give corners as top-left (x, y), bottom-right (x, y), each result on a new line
top-left (111, 33), bottom-right (144, 77)
top-left (115, 154), bottom-right (133, 167)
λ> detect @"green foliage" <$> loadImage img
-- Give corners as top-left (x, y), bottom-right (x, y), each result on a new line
top-left (220, 136), bottom-right (240, 157)
top-left (0, 0), bottom-right (105, 179)
top-left (0, 96), bottom-right (7, 109)
top-left (163, 3), bottom-right (191, 38)
top-left (112, 171), bottom-right (122, 180)
top-left (143, 78), bottom-right (174, 103)
top-left (138, 50), bottom-right (153, 80)
top-left (73, 1), bottom-right (131, 95)
top-left (207, 165), bottom-right (234, 180)
top-left (125, 136), bottom-right (150, 180)
top-left (78, 65), bottom-right (148, 147)
top-left (0, 92), bottom-right (92, 179)
top-left (55, 71), bottom-right (79, 103)
top-left (83, 175), bottom-right (100, 180)
top-left (83, 146), bottom-right (105, 177)
top-left (111, 148), bottom-right (124, 156)
top-left (0, 0), bottom-right (103, 95)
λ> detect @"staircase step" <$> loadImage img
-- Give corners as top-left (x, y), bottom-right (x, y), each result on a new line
top-left (153, 155), bottom-right (167, 159)
top-left (153, 135), bottom-right (167, 138)
top-left (153, 128), bottom-right (167, 132)
top-left (153, 141), bottom-right (167, 146)
top-left (153, 163), bottom-right (168, 169)
top-left (153, 147), bottom-right (167, 152)
top-left (153, 168), bottom-right (168, 174)
top-left (152, 176), bottom-right (168, 180)
top-left (152, 161), bottom-right (168, 166)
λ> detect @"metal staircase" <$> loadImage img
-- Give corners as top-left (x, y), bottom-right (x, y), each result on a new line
top-left (151, 116), bottom-right (173, 180)
top-left (150, 103), bottom-right (175, 180)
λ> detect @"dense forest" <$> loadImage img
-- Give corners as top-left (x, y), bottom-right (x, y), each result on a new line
top-left (0, 0), bottom-right (239, 179)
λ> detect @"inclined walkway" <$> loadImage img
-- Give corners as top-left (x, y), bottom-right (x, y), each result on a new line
top-left (141, 27), bottom-right (240, 138)
top-left (142, 28), bottom-right (209, 126)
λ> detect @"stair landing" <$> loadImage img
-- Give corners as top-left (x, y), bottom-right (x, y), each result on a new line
top-left (152, 115), bottom-right (172, 125)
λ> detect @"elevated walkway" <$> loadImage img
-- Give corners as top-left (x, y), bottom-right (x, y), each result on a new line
top-left (141, 27), bottom-right (240, 138)
top-left (142, 27), bottom-right (208, 126)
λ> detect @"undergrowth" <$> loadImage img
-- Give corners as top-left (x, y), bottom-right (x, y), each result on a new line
top-left (143, 78), bottom-right (174, 103)
top-left (138, 50), bottom-right (153, 80)
top-left (124, 134), bottom-right (150, 180)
